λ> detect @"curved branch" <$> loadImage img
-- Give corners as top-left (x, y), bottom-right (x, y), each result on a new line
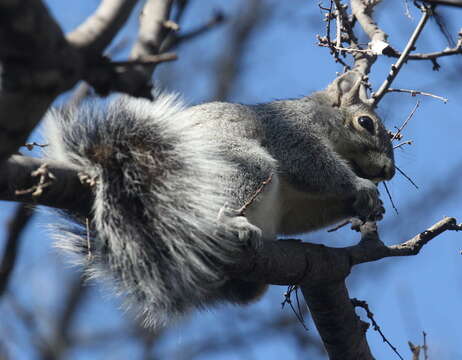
top-left (348, 217), bottom-right (461, 265)
top-left (66, 0), bottom-right (139, 54)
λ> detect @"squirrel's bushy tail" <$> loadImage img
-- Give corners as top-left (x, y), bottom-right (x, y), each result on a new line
top-left (44, 94), bottom-right (240, 326)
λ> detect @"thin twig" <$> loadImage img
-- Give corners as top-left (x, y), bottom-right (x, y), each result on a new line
top-left (352, 298), bottom-right (404, 360)
top-left (391, 101), bottom-right (420, 141)
top-left (162, 10), bottom-right (226, 51)
top-left (281, 285), bottom-right (308, 331)
top-left (23, 142), bottom-right (49, 151)
top-left (318, 42), bottom-right (375, 54)
top-left (388, 217), bottom-right (462, 256)
top-left (394, 140), bottom-right (413, 150)
top-left (388, 131), bottom-right (403, 140)
top-left (387, 88), bottom-right (448, 103)
top-left (317, 1), bottom-right (351, 68)
top-left (382, 182), bottom-right (399, 214)
top-left (408, 341), bottom-right (421, 360)
top-left (372, 5), bottom-right (433, 105)
top-left (423, 331), bottom-right (429, 360)
top-left (396, 165), bottom-right (419, 189)
top-left (237, 173), bottom-right (273, 216)
top-left (404, 0), bottom-right (413, 19)
top-left (401, 42), bottom-right (462, 60)
top-left (327, 219), bottom-right (351, 232)
top-left (110, 53), bottom-right (178, 66)
top-left (14, 163), bottom-right (56, 197)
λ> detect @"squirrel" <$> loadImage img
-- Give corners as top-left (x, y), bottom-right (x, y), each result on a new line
top-left (44, 70), bottom-right (395, 327)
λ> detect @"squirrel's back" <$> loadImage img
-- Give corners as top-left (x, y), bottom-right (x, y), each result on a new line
top-left (45, 94), bottom-right (242, 326)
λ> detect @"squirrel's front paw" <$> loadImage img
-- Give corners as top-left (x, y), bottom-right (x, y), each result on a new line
top-left (226, 216), bottom-right (263, 250)
top-left (353, 178), bottom-right (384, 221)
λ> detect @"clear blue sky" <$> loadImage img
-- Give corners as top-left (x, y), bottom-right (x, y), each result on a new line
top-left (1, 1), bottom-right (461, 359)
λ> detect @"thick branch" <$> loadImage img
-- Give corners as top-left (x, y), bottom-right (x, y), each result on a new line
top-left (0, 0), bottom-right (142, 164)
top-left (0, 154), bottom-right (460, 359)
top-left (0, 155), bottom-right (91, 215)
top-left (351, 0), bottom-right (392, 55)
top-left (213, 0), bottom-right (266, 101)
top-left (131, 0), bottom-right (175, 59)
top-left (302, 282), bottom-right (373, 360)
top-left (66, 0), bottom-right (138, 55)
top-left (118, 0), bottom-right (175, 98)
top-left (0, 203), bottom-right (34, 297)
top-left (0, 0), bottom-right (81, 163)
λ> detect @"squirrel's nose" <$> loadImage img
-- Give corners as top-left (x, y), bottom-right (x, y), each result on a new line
top-left (380, 163), bottom-right (395, 180)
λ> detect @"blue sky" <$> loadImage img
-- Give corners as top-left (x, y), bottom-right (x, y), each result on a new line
top-left (1, 1), bottom-right (461, 359)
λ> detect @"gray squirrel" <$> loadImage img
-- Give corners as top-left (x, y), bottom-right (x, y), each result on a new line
top-left (44, 70), bottom-right (395, 326)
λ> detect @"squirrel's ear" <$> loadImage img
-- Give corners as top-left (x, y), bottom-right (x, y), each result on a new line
top-left (325, 70), bottom-right (365, 107)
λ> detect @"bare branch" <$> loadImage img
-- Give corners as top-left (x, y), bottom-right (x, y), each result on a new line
top-left (332, 0), bottom-right (376, 83)
top-left (372, 5), bottom-right (433, 105)
top-left (161, 10), bottom-right (226, 51)
top-left (0, 204), bottom-right (34, 297)
top-left (131, 0), bottom-right (175, 59)
top-left (422, 0), bottom-right (462, 7)
top-left (123, 0), bottom-right (175, 98)
top-left (66, 0), bottom-right (138, 54)
top-left (0, 0), bottom-right (143, 164)
top-left (0, 155), bottom-right (91, 215)
top-left (302, 282), bottom-right (374, 360)
top-left (395, 165), bottom-right (419, 189)
top-left (350, 0), bottom-right (392, 55)
top-left (392, 35), bottom-right (462, 61)
top-left (0, 155), bottom-right (459, 360)
top-left (213, 0), bottom-right (266, 101)
top-left (0, 0), bottom-right (81, 163)
top-left (110, 52), bottom-right (177, 66)
top-left (391, 100), bottom-right (420, 141)
top-left (393, 140), bottom-right (413, 149)
top-left (352, 299), bottom-right (404, 360)
top-left (348, 217), bottom-right (461, 265)
top-left (387, 88), bottom-right (448, 103)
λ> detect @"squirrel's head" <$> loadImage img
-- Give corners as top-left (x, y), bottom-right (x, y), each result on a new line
top-left (322, 70), bottom-right (395, 183)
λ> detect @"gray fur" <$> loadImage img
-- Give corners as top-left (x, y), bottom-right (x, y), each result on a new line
top-left (45, 94), bottom-right (246, 326)
top-left (44, 71), bottom-right (395, 326)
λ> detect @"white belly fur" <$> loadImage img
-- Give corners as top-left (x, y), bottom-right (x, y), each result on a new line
top-left (245, 175), bottom-right (349, 238)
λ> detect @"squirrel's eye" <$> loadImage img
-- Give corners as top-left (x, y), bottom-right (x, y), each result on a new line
top-left (357, 116), bottom-right (375, 135)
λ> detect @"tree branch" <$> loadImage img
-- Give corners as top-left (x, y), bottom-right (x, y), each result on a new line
top-left (0, 0), bottom-right (82, 164)
top-left (0, 154), bottom-right (460, 359)
top-left (66, 0), bottom-right (139, 55)
top-left (371, 4), bottom-right (433, 105)
top-left (117, 0), bottom-right (175, 98)
top-left (0, 203), bottom-right (34, 297)
top-left (0, 155), bottom-right (91, 215)
top-left (350, 0), bottom-right (393, 56)
top-left (302, 282), bottom-right (373, 360)
top-left (0, 0), bottom-right (143, 165)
